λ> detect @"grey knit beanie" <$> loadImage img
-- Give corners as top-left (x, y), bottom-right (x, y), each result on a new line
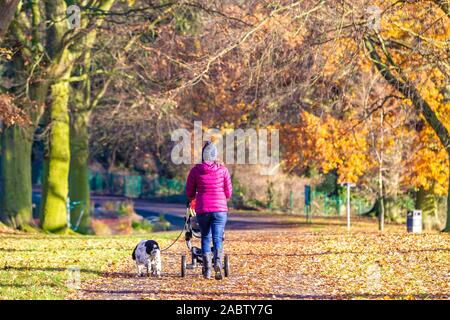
top-left (202, 141), bottom-right (217, 162)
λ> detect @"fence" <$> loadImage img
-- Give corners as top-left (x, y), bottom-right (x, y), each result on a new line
top-left (32, 167), bottom-right (373, 215)
top-left (304, 189), bottom-right (372, 217)
top-left (86, 172), bottom-right (374, 215)
top-left (88, 171), bottom-right (185, 199)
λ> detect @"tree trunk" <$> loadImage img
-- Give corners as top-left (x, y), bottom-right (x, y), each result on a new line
top-left (69, 110), bottom-right (91, 233)
top-left (378, 110), bottom-right (385, 232)
top-left (364, 37), bottom-right (450, 232)
top-left (445, 154), bottom-right (450, 232)
top-left (415, 187), bottom-right (439, 231)
top-left (415, 187), bottom-right (436, 218)
top-left (0, 0), bottom-right (20, 40)
top-left (39, 0), bottom-right (72, 233)
top-left (0, 125), bottom-right (33, 228)
top-left (39, 0), bottom-right (114, 233)
top-left (1, 82), bottom-right (49, 228)
top-left (66, 13), bottom-right (116, 232)
top-left (40, 80), bottom-right (71, 232)
top-left (378, 166), bottom-right (385, 232)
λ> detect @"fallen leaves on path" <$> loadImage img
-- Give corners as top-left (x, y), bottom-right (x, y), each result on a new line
top-left (1, 216), bottom-right (449, 300)
top-left (71, 217), bottom-right (449, 300)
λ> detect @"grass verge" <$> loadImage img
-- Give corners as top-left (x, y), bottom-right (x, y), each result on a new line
top-left (0, 231), bottom-right (178, 299)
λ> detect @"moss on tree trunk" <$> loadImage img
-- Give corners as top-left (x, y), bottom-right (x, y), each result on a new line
top-left (69, 110), bottom-right (91, 233)
top-left (415, 187), bottom-right (441, 231)
top-left (38, 0), bottom-right (115, 233)
top-left (40, 80), bottom-right (71, 232)
top-left (0, 125), bottom-right (33, 228)
top-left (415, 188), bottom-right (436, 217)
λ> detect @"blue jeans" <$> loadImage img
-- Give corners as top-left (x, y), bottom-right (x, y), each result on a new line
top-left (196, 212), bottom-right (227, 255)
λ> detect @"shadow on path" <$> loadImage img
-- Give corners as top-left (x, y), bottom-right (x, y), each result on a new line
top-left (80, 287), bottom-right (450, 300)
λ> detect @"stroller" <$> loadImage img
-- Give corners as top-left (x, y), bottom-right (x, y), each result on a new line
top-left (180, 201), bottom-right (230, 277)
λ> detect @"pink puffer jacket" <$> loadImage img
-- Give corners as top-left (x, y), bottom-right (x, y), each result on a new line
top-left (186, 161), bottom-right (232, 214)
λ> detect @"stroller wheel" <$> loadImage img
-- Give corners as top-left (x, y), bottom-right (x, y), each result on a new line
top-left (224, 254), bottom-right (230, 277)
top-left (181, 255), bottom-right (187, 277)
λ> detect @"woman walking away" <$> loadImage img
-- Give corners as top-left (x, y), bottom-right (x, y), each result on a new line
top-left (185, 141), bottom-right (232, 280)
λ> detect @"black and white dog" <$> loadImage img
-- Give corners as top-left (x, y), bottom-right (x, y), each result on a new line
top-left (132, 240), bottom-right (161, 277)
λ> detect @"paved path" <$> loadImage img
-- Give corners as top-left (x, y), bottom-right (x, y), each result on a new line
top-left (91, 195), bottom-right (304, 230)
top-left (72, 226), bottom-right (328, 300)
top-left (69, 211), bottom-right (450, 300)
top-left (71, 197), bottom-right (328, 300)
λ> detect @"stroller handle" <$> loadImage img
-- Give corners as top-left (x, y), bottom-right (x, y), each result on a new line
top-left (187, 198), bottom-right (196, 209)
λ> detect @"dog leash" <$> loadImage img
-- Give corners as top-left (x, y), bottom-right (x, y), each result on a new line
top-left (160, 224), bottom-right (186, 252)
top-left (159, 205), bottom-right (193, 252)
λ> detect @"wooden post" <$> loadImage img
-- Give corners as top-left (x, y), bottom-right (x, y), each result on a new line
top-left (341, 182), bottom-right (355, 231)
